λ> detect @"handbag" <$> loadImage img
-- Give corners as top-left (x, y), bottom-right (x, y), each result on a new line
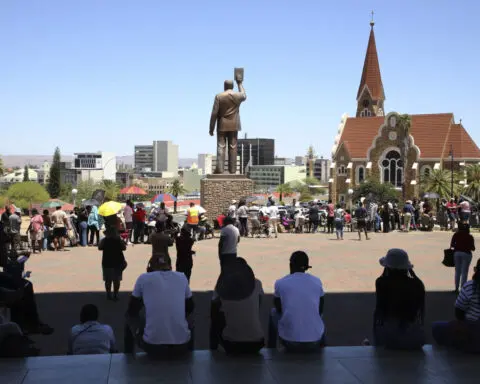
top-left (442, 249), bottom-right (455, 267)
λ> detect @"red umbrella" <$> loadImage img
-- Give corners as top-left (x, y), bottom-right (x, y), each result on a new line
top-left (120, 186), bottom-right (147, 195)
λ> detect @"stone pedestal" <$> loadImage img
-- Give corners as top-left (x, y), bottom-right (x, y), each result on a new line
top-left (201, 174), bottom-right (254, 220)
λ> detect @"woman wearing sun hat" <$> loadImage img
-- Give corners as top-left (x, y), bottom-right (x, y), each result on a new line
top-left (374, 248), bottom-right (425, 349)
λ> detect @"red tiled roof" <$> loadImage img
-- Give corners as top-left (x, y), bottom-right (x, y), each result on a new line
top-left (336, 113), bottom-right (480, 160)
top-left (447, 124), bottom-right (480, 159)
top-left (357, 25), bottom-right (385, 101)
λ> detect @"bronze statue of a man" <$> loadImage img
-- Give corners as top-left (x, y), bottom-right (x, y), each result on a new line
top-left (209, 69), bottom-right (246, 174)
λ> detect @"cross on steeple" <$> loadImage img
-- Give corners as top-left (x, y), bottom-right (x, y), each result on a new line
top-left (370, 10), bottom-right (375, 27)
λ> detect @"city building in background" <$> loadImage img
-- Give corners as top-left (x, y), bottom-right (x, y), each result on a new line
top-left (133, 176), bottom-right (177, 195)
top-left (197, 153), bottom-right (214, 175)
top-left (72, 151), bottom-right (116, 182)
top-left (59, 162), bottom-right (77, 186)
top-left (306, 157), bottom-right (331, 183)
top-left (0, 168), bottom-right (38, 185)
top-left (247, 165), bottom-right (306, 191)
top-left (295, 156), bottom-right (305, 166)
top-left (274, 157), bottom-right (294, 166)
top-left (36, 161), bottom-right (51, 185)
top-left (237, 136), bottom-right (275, 174)
top-left (134, 141), bottom-right (178, 173)
top-left (179, 165), bottom-right (204, 192)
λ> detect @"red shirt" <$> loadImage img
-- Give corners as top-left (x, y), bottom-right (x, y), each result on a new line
top-left (133, 209), bottom-right (146, 223)
top-left (446, 202), bottom-right (457, 214)
top-left (217, 214), bottom-right (225, 228)
top-left (327, 203), bottom-right (335, 217)
top-left (344, 213), bottom-right (352, 223)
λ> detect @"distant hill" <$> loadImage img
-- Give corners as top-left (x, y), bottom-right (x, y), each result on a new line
top-left (1, 155), bottom-right (196, 169)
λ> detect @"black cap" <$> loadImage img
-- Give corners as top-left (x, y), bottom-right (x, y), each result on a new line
top-left (290, 251), bottom-right (311, 271)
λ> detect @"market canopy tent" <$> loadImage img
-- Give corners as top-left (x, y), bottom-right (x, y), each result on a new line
top-left (120, 186), bottom-right (147, 195)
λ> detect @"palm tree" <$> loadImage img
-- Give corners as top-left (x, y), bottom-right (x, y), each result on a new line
top-left (420, 169), bottom-right (461, 200)
top-left (168, 178), bottom-right (187, 213)
top-left (99, 180), bottom-right (120, 201)
top-left (276, 183), bottom-right (293, 203)
top-left (398, 114), bottom-right (411, 200)
top-left (306, 146), bottom-right (316, 178)
top-left (464, 164), bottom-right (480, 201)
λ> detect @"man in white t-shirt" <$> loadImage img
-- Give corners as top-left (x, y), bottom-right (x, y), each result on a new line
top-left (228, 200), bottom-right (237, 219)
top-left (268, 203), bottom-right (279, 238)
top-left (125, 255), bottom-right (194, 356)
top-left (268, 251), bottom-right (326, 352)
top-left (219, 216), bottom-right (240, 266)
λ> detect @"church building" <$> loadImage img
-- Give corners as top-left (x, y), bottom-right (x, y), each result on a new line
top-left (330, 20), bottom-right (480, 203)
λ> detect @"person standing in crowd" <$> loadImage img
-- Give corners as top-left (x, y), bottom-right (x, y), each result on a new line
top-left (450, 223), bottom-right (476, 294)
top-left (186, 202), bottom-right (200, 241)
top-left (268, 251), bottom-right (326, 352)
top-left (237, 201), bottom-right (249, 237)
top-left (125, 255), bottom-right (194, 357)
top-left (8, 208), bottom-right (22, 251)
top-left (218, 216), bottom-right (240, 266)
top-left (68, 304), bottom-right (116, 355)
top-left (446, 198), bottom-right (458, 231)
top-left (374, 249), bottom-right (425, 349)
top-left (98, 226), bottom-right (127, 301)
top-left (334, 203), bottom-right (345, 240)
top-left (432, 258), bottom-right (480, 353)
top-left (150, 221), bottom-right (174, 260)
top-left (87, 205), bottom-right (101, 246)
top-left (403, 200), bottom-right (415, 232)
top-left (123, 200), bottom-right (134, 244)
top-left (355, 202), bottom-right (369, 241)
top-left (228, 200), bottom-right (237, 222)
top-left (1, 206), bottom-right (10, 230)
top-left (268, 202), bottom-right (279, 239)
top-left (28, 209), bottom-right (43, 254)
top-left (326, 200), bottom-right (335, 234)
top-left (210, 257), bottom-right (264, 354)
top-left (308, 202), bottom-right (319, 234)
top-left (458, 198), bottom-right (471, 225)
top-left (156, 202), bottom-right (170, 224)
top-left (41, 209), bottom-right (52, 251)
top-left (381, 202), bottom-right (390, 233)
top-left (176, 226), bottom-right (195, 282)
top-left (77, 207), bottom-right (88, 247)
top-left (132, 204), bottom-right (146, 244)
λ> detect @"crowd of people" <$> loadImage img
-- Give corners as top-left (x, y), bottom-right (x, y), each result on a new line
top-left (1, 195), bottom-right (480, 358)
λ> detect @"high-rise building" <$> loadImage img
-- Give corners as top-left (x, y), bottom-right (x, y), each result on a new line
top-left (197, 154), bottom-right (214, 175)
top-left (295, 156), bottom-right (305, 166)
top-left (237, 136), bottom-right (275, 173)
top-left (212, 155), bottom-right (241, 174)
top-left (134, 141), bottom-right (179, 173)
top-left (247, 165), bottom-right (306, 191)
top-left (134, 145), bottom-right (154, 171)
top-left (153, 140), bottom-right (178, 173)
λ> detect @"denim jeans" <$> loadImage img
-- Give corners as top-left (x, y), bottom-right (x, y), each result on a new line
top-left (335, 219), bottom-right (344, 239)
top-left (454, 251), bottom-right (472, 291)
top-left (79, 221), bottom-right (88, 246)
top-left (42, 229), bottom-right (50, 250)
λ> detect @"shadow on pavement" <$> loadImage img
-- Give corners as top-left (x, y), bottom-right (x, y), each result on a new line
top-left (31, 290), bottom-right (457, 356)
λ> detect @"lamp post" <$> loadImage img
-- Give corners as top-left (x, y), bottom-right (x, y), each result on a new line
top-left (348, 188), bottom-right (354, 211)
top-left (449, 144), bottom-right (454, 199)
top-left (72, 188), bottom-right (78, 207)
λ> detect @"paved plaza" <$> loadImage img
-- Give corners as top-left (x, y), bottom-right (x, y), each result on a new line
top-left (25, 230), bottom-right (476, 355)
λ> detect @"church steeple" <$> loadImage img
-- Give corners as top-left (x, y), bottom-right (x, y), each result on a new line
top-left (356, 14), bottom-right (385, 118)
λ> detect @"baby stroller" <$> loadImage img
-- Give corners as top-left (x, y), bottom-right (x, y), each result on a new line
top-left (281, 216), bottom-right (295, 233)
top-left (198, 217), bottom-right (215, 240)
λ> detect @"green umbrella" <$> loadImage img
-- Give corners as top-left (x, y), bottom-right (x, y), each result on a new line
top-left (40, 201), bottom-right (64, 208)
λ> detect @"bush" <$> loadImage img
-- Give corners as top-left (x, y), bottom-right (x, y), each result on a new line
top-left (6, 182), bottom-right (50, 209)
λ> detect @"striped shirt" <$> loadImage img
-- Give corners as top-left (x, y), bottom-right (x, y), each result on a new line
top-left (455, 281), bottom-right (480, 322)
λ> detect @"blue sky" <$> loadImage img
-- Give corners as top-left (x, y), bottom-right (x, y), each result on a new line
top-left (1, 1), bottom-right (479, 160)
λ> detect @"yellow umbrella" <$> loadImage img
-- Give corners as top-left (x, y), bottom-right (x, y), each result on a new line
top-left (98, 201), bottom-right (122, 217)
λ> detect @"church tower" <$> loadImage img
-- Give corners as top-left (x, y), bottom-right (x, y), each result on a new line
top-left (356, 18), bottom-right (385, 117)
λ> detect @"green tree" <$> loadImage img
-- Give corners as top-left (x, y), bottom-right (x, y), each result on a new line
top-left (59, 182), bottom-right (74, 202)
top-left (420, 169), bottom-right (461, 200)
top-left (6, 181), bottom-right (50, 209)
top-left (464, 164), bottom-right (480, 201)
top-left (352, 178), bottom-right (399, 203)
top-left (0, 155), bottom-right (4, 175)
top-left (74, 180), bottom-right (98, 203)
top-left (276, 183), bottom-right (293, 203)
top-left (47, 147), bottom-right (61, 198)
top-left (168, 178), bottom-right (187, 213)
top-left (23, 165), bottom-right (30, 182)
top-left (99, 180), bottom-right (120, 201)
top-left (299, 185), bottom-right (313, 202)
